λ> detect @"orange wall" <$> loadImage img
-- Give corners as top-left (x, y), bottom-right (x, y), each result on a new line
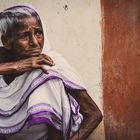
top-left (101, 0), bottom-right (140, 140)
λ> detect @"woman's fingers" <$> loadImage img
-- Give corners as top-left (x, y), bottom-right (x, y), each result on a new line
top-left (29, 52), bottom-right (41, 57)
top-left (22, 48), bottom-right (41, 57)
top-left (36, 54), bottom-right (54, 66)
top-left (32, 63), bottom-right (48, 74)
top-left (26, 47), bottom-right (41, 52)
top-left (37, 58), bottom-right (54, 66)
top-left (27, 49), bottom-right (41, 57)
top-left (41, 54), bottom-right (55, 65)
top-left (20, 54), bottom-right (54, 73)
top-left (40, 65), bottom-right (49, 74)
top-left (42, 58), bottom-right (54, 66)
top-left (43, 54), bottom-right (53, 63)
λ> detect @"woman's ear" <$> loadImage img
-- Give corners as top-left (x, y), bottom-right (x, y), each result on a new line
top-left (1, 35), bottom-right (12, 50)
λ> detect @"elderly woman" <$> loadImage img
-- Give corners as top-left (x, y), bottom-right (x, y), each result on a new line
top-left (0, 5), bottom-right (102, 140)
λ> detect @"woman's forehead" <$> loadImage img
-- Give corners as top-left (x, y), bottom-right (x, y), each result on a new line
top-left (14, 16), bottom-right (43, 32)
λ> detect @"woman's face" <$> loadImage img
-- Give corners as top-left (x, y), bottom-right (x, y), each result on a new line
top-left (9, 16), bottom-right (44, 59)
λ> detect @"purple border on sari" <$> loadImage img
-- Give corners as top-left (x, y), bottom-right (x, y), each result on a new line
top-left (0, 70), bottom-right (85, 116)
top-left (0, 103), bottom-right (63, 135)
top-left (0, 98), bottom-right (81, 140)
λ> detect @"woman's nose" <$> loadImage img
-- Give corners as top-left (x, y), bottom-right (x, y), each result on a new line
top-left (30, 35), bottom-right (38, 47)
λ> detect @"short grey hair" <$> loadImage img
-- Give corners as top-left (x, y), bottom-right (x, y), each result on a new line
top-left (0, 5), bottom-right (42, 38)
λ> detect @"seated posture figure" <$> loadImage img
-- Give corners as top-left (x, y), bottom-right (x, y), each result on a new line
top-left (0, 5), bottom-right (102, 140)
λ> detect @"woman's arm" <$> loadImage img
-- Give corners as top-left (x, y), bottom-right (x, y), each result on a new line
top-left (0, 55), bottom-right (54, 75)
top-left (0, 47), bottom-right (54, 75)
top-left (68, 90), bottom-right (103, 140)
top-left (47, 90), bottom-right (102, 140)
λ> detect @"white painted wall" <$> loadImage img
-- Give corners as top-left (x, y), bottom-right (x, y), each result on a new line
top-left (0, 0), bottom-right (104, 139)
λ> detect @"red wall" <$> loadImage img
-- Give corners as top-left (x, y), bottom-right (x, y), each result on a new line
top-left (101, 0), bottom-right (140, 140)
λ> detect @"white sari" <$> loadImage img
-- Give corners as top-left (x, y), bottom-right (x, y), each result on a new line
top-left (0, 51), bottom-right (86, 140)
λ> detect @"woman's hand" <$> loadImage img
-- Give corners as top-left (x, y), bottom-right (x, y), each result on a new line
top-left (13, 47), bottom-right (43, 59)
top-left (15, 53), bottom-right (55, 74)
top-left (0, 53), bottom-right (54, 75)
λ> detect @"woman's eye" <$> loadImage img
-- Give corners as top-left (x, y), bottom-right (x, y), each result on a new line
top-left (35, 30), bottom-right (43, 37)
top-left (19, 33), bottom-right (29, 40)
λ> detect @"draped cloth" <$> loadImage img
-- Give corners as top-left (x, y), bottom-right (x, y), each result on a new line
top-left (0, 51), bottom-right (86, 140)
